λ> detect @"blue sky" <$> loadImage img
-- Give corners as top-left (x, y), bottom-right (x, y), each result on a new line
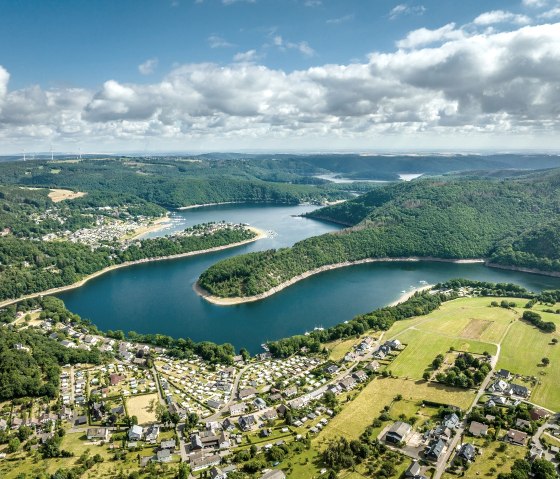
top-left (0, 0), bottom-right (559, 153)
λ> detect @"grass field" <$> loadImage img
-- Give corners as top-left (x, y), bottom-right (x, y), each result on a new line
top-left (498, 305), bottom-right (560, 411)
top-left (442, 437), bottom-right (526, 479)
top-left (388, 328), bottom-right (497, 379)
top-left (317, 376), bottom-right (473, 445)
top-left (125, 393), bottom-right (159, 424)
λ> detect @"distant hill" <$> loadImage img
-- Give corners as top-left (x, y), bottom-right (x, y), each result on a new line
top-left (198, 169), bottom-right (560, 298)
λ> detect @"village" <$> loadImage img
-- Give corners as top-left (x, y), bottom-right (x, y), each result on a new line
top-left (1, 292), bottom-right (560, 479)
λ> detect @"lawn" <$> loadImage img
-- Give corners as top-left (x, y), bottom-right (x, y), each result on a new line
top-left (388, 297), bottom-right (518, 343)
top-left (125, 393), bottom-right (159, 424)
top-left (498, 308), bottom-right (560, 411)
top-left (388, 328), bottom-right (496, 379)
top-left (442, 437), bottom-right (526, 479)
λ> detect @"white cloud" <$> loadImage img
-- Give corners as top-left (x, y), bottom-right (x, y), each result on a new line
top-left (272, 35), bottom-right (315, 56)
top-left (2, 22), bottom-right (560, 151)
top-left (208, 35), bottom-right (234, 48)
top-left (233, 50), bottom-right (258, 62)
top-left (522, 0), bottom-right (548, 7)
top-left (138, 58), bottom-right (158, 75)
top-left (539, 7), bottom-right (560, 18)
top-left (326, 14), bottom-right (354, 25)
top-left (222, 0), bottom-right (256, 4)
top-left (397, 23), bottom-right (465, 49)
top-left (474, 10), bottom-right (531, 25)
top-left (389, 4), bottom-right (426, 20)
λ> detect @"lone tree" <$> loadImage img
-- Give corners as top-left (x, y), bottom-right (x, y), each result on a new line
top-left (542, 357), bottom-right (550, 366)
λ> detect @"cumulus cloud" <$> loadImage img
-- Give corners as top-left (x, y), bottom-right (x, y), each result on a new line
top-left (138, 58), bottom-right (158, 75)
top-left (473, 10), bottom-right (531, 25)
top-left (389, 4), bottom-right (426, 20)
top-left (1, 22), bottom-right (560, 150)
top-left (272, 35), bottom-right (315, 56)
top-left (233, 50), bottom-right (258, 62)
top-left (397, 23), bottom-right (465, 49)
top-left (539, 7), bottom-right (560, 18)
top-left (208, 35), bottom-right (234, 48)
top-left (522, 0), bottom-right (548, 7)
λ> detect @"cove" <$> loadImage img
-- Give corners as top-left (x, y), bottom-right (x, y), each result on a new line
top-left (57, 204), bottom-right (560, 354)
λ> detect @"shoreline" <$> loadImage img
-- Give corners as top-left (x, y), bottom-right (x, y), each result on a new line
top-left (177, 201), bottom-right (246, 210)
top-left (195, 257), bottom-right (486, 306)
top-left (388, 284), bottom-right (435, 306)
top-left (0, 227), bottom-right (266, 308)
top-left (127, 215), bottom-right (172, 240)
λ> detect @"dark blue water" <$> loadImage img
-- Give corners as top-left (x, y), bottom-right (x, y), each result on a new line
top-left (57, 204), bottom-right (560, 353)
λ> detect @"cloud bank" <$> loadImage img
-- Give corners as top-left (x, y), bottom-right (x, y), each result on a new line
top-left (1, 22), bottom-right (560, 151)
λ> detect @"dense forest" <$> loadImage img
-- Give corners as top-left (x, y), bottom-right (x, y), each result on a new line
top-left (0, 224), bottom-right (256, 301)
top-left (199, 170), bottom-right (560, 298)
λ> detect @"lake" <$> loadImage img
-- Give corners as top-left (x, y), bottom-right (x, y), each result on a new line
top-left (57, 204), bottom-right (560, 353)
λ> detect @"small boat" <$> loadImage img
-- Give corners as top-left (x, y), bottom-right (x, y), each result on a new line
top-left (314, 326), bottom-right (324, 331)
top-left (401, 290), bottom-right (406, 293)
top-left (261, 343), bottom-right (269, 352)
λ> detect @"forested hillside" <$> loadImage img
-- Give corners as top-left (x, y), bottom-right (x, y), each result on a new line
top-left (198, 171), bottom-right (560, 298)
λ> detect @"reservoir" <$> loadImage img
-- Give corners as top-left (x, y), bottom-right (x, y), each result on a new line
top-left (57, 204), bottom-right (560, 353)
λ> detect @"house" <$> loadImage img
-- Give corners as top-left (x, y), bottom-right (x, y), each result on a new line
top-left (254, 398), bottom-right (267, 410)
top-left (365, 361), bottom-right (380, 372)
top-left (145, 424), bottom-right (160, 443)
top-left (109, 373), bottom-right (125, 386)
top-left (128, 425), bottom-right (144, 441)
top-left (405, 461), bottom-right (421, 478)
top-left (160, 439), bottom-right (176, 450)
top-left (352, 370), bottom-right (368, 383)
top-left (87, 427), bottom-right (109, 441)
top-left (238, 415), bottom-right (256, 431)
top-left (238, 387), bottom-right (257, 400)
top-left (339, 376), bottom-right (356, 391)
top-left (75, 415), bottom-right (87, 426)
top-left (260, 470), bottom-right (286, 479)
top-left (506, 429), bottom-right (528, 446)
top-left (191, 434), bottom-right (204, 450)
top-left (156, 449), bottom-right (172, 463)
top-left (468, 421), bottom-right (488, 437)
top-left (207, 399), bottom-right (222, 410)
top-left (515, 418), bottom-right (531, 430)
top-left (91, 402), bottom-right (104, 421)
top-left (262, 409), bottom-right (278, 421)
top-left (489, 380), bottom-right (509, 394)
top-left (496, 369), bottom-right (511, 380)
top-left (530, 407), bottom-right (550, 421)
top-left (325, 365), bottom-right (339, 375)
top-left (508, 384), bottom-right (530, 398)
top-left (432, 425), bottom-right (452, 441)
top-left (385, 421), bottom-right (412, 444)
top-left (288, 398), bottom-right (306, 410)
top-left (283, 386), bottom-right (297, 398)
top-left (222, 418), bottom-right (235, 432)
top-left (191, 454), bottom-right (221, 471)
top-left (425, 439), bottom-right (446, 462)
top-left (276, 404), bottom-right (288, 417)
top-left (210, 466), bottom-right (228, 479)
top-left (457, 443), bottom-right (476, 462)
top-left (0, 419), bottom-right (7, 431)
top-left (229, 403), bottom-right (247, 417)
top-left (443, 413), bottom-right (460, 429)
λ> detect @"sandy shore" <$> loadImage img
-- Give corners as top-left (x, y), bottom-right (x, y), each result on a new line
top-left (195, 256), bottom-right (485, 306)
top-left (127, 215), bottom-right (172, 240)
top-left (388, 284), bottom-right (434, 306)
top-left (0, 227), bottom-right (266, 308)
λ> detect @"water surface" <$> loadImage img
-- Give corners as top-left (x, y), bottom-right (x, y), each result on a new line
top-left (58, 204), bottom-right (560, 353)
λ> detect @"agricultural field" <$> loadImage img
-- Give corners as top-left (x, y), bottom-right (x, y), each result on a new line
top-left (125, 393), bottom-right (159, 424)
top-left (498, 303), bottom-right (560, 411)
top-left (48, 188), bottom-right (87, 202)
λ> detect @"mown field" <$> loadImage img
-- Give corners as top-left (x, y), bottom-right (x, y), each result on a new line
top-left (498, 302), bottom-right (560, 411)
